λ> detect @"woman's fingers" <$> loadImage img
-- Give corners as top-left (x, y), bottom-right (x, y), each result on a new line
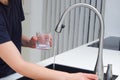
top-left (81, 73), bottom-right (98, 80)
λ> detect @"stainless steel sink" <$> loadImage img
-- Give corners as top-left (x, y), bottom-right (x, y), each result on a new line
top-left (88, 36), bottom-right (120, 51)
top-left (47, 63), bottom-right (94, 73)
top-left (17, 63), bottom-right (118, 80)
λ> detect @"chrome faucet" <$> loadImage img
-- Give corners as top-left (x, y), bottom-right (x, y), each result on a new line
top-left (55, 3), bottom-right (105, 80)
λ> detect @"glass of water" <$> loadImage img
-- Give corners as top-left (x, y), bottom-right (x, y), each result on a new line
top-left (36, 32), bottom-right (50, 50)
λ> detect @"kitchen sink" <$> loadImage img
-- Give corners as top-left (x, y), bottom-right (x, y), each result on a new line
top-left (88, 36), bottom-right (120, 51)
top-left (17, 76), bottom-right (32, 80)
top-left (17, 63), bottom-right (118, 80)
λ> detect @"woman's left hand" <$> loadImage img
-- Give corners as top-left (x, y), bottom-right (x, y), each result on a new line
top-left (29, 34), bottom-right (52, 48)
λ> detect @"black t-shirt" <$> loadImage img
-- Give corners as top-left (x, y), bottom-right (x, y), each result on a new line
top-left (0, 0), bottom-right (25, 78)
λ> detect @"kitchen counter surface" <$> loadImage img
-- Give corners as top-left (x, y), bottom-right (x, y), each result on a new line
top-left (1, 41), bottom-right (120, 80)
top-left (38, 46), bottom-right (120, 79)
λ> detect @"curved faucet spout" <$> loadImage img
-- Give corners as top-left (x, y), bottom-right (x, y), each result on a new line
top-left (55, 3), bottom-right (105, 80)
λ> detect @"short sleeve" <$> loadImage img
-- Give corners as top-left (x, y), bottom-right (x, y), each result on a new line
top-left (0, 12), bottom-right (11, 44)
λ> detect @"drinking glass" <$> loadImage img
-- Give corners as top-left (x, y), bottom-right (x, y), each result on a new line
top-left (36, 32), bottom-right (50, 50)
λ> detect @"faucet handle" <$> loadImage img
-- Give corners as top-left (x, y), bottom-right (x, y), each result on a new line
top-left (106, 64), bottom-right (113, 80)
top-left (55, 24), bottom-right (65, 33)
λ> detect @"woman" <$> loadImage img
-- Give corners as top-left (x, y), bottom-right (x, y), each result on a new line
top-left (0, 0), bottom-right (97, 80)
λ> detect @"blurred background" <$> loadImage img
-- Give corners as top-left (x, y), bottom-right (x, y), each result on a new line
top-left (21, 0), bottom-right (120, 63)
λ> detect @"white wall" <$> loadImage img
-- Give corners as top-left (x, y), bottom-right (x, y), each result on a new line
top-left (105, 0), bottom-right (120, 37)
top-left (22, 0), bottom-right (43, 63)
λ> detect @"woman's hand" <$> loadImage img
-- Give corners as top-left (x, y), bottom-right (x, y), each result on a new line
top-left (71, 73), bottom-right (98, 80)
top-left (64, 72), bottom-right (98, 80)
top-left (27, 36), bottom-right (37, 48)
top-left (22, 34), bottom-right (52, 48)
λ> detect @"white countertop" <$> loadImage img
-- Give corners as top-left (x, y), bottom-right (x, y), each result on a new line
top-left (38, 46), bottom-right (120, 78)
top-left (1, 43), bottom-right (120, 80)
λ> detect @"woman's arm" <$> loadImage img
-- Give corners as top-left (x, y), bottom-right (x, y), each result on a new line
top-left (0, 41), bottom-right (68, 80)
top-left (0, 41), bottom-right (97, 80)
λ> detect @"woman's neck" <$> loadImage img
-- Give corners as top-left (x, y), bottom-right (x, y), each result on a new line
top-left (0, 0), bottom-right (9, 5)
